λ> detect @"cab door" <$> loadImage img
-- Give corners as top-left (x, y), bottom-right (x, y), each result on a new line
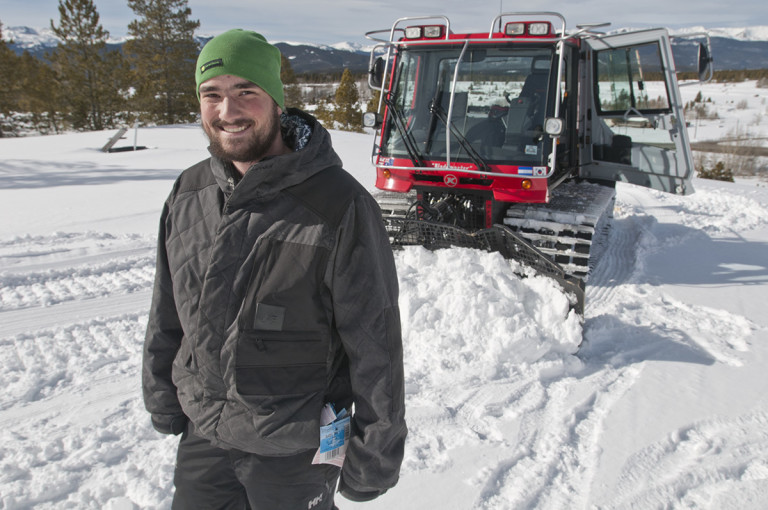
top-left (580, 29), bottom-right (694, 195)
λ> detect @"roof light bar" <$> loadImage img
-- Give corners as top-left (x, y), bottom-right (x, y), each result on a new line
top-left (503, 21), bottom-right (554, 37)
top-left (403, 24), bottom-right (445, 40)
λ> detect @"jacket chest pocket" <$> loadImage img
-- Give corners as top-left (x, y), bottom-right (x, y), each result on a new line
top-left (236, 330), bottom-right (328, 396)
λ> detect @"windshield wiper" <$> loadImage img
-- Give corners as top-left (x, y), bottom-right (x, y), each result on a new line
top-left (384, 97), bottom-right (426, 168)
top-left (429, 102), bottom-right (490, 173)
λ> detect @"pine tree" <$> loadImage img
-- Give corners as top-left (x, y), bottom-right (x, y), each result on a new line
top-left (125, 0), bottom-right (200, 125)
top-left (333, 68), bottom-right (363, 132)
top-left (0, 21), bottom-right (20, 136)
top-left (366, 89), bottom-right (382, 114)
top-left (313, 99), bottom-right (334, 127)
top-left (17, 51), bottom-right (63, 134)
top-left (49, 0), bottom-right (127, 131)
top-left (281, 53), bottom-right (303, 110)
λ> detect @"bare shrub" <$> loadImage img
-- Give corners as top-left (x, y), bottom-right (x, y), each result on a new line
top-left (721, 126), bottom-right (761, 176)
top-left (685, 102), bottom-right (719, 120)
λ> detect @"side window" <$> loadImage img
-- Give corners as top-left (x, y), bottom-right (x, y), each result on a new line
top-left (595, 42), bottom-right (671, 114)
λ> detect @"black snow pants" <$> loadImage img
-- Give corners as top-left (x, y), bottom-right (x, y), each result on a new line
top-left (172, 424), bottom-right (341, 510)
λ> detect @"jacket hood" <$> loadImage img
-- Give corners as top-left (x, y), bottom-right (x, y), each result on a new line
top-left (209, 109), bottom-right (343, 208)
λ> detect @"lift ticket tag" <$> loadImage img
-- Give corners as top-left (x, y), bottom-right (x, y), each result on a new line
top-left (312, 403), bottom-right (350, 467)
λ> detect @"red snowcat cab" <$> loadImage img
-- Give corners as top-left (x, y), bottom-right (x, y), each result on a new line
top-left (363, 12), bottom-right (713, 312)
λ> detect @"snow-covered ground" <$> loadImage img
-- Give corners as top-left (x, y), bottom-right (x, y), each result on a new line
top-left (1, 80), bottom-right (768, 509)
top-left (683, 79), bottom-right (768, 169)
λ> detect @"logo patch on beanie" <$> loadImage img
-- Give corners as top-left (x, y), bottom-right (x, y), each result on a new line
top-left (200, 58), bottom-right (224, 75)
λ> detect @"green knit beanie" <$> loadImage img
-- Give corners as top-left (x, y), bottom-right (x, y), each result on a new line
top-left (195, 29), bottom-right (285, 110)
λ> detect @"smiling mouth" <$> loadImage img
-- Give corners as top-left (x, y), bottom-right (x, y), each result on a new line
top-left (221, 124), bottom-right (249, 133)
top-left (212, 120), bottom-right (252, 134)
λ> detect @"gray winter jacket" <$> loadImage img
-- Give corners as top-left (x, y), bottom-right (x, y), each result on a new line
top-left (142, 110), bottom-right (406, 494)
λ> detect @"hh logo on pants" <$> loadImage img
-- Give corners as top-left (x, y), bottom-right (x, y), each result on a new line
top-left (308, 492), bottom-right (323, 509)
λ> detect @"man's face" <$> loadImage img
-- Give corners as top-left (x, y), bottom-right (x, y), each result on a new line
top-left (199, 74), bottom-right (282, 167)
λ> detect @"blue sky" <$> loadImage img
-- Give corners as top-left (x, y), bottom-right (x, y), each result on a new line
top-left (1, 0), bottom-right (766, 45)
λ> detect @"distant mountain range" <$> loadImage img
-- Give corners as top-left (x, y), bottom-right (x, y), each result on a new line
top-left (2, 26), bottom-right (372, 74)
top-left (4, 25), bottom-right (768, 73)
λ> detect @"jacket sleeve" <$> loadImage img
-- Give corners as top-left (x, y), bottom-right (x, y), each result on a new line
top-left (330, 191), bottom-right (407, 497)
top-left (142, 199), bottom-right (187, 435)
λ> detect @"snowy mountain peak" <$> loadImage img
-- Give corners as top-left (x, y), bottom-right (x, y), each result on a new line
top-left (670, 25), bottom-right (768, 41)
top-left (2, 25), bottom-right (129, 48)
top-left (2, 26), bottom-right (60, 49)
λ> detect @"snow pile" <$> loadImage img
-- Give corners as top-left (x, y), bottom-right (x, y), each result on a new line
top-left (398, 247), bottom-right (582, 371)
top-left (395, 246), bottom-right (582, 475)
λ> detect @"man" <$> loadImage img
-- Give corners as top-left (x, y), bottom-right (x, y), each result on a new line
top-left (142, 29), bottom-right (407, 510)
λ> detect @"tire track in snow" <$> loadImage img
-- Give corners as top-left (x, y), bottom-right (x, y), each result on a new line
top-left (0, 231), bottom-right (152, 434)
top-left (0, 312), bottom-right (147, 409)
top-left (0, 380), bottom-right (178, 510)
top-left (0, 373), bottom-right (137, 427)
top-left (564, 184), bottom-right (761, 509)
top-left (0, 311), bottom-right (158, 508)
top-left (0, 232), bottom-right (153, 269)
top-left (0, 231), bottom-right (153, 405)
top-left (0, 290), bottom-right (151, 339)
top-left (474, 364), bottom-right (642, 510)
top-left (0, 232), bottom-right (155, 312)
top-left (585, 185), bottom-right (655, 312)
top-left (468, 183), bottom-right (754, 509)
top-left (598, 410), bottom-right (768, 509)
top-left (0, 233), bottom-right (166, 509)
top-left (583, 184), bottom-right (755, 367)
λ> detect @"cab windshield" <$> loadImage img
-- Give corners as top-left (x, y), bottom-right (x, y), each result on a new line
top-left (381, 45), bottom-right (555, 166)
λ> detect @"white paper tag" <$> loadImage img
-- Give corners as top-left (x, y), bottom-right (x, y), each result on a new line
top-left (312, 403), bottom-right (350, 467)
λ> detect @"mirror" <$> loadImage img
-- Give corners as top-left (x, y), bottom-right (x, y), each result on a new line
top-left (697, 42), bottom-right (713, 82)
top-left (369, 57), bottom-right (385, 89)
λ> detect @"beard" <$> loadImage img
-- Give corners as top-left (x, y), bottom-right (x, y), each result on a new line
top-left (203, 104), bottom-right (282, 164)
